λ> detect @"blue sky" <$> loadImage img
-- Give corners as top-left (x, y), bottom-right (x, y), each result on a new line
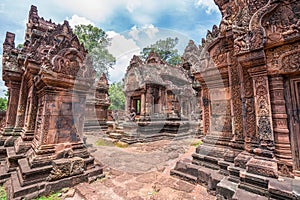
top-left (0, 0), bottom-right (221, 96)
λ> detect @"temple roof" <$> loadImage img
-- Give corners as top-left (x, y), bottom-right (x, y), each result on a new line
top-left (124, 52), bottom-right (194, 96)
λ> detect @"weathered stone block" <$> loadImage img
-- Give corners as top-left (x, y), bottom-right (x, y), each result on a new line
top-left (246, 157), bottom-right (278, 178)
top-left (47, 157), bottom-right (85, 181)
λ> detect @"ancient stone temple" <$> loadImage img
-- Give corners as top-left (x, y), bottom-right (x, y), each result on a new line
top-left (171, 0), bottom-right (300, 199)
top-left (84, 73), bottom-right (110, 133)
top-left (0, 5), bottom-right (103, 199)
top-left (112, 52), bottom-right (200, 143)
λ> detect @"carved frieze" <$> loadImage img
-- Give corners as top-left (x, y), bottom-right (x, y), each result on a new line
top-left (268, 48), bottom-right (300, 75)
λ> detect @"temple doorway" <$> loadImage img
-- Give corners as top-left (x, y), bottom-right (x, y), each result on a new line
top-left (286, 76), bottom-right (300, 171)
top-left (132, 97), bottom-right (141, 115)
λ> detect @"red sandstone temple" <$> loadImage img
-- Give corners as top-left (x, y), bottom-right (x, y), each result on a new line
top-left (0, 5), bottom-right (104, 199)
top-left (110, 52), bottom-right (201, 143)
top-left (171, 0), bottom-right (300, 199)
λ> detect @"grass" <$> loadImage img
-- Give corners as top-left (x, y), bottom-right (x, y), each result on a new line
top-left (191, 140), bottom-right (203, 147)
top-left (95, 138), bottom-right (129, 148)
top-left (114, 141), bottom-right (129, 148)
top-left (0, 185), bottom-right (6, 200)
top-left (95, 138), bottom-right (114, 147)
top-left (33, 191), bottom-right (61, 200)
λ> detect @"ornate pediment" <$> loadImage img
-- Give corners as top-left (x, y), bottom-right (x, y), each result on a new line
top-left (262, 0), bottom-right (300, 46)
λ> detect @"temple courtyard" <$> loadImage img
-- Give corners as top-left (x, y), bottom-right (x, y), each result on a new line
top-left (65, 135), bottom-right (213, 200)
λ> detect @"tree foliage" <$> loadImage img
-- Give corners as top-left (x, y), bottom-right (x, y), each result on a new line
top-left (108, 82), bottom-right (125, 110)
top-left (0, 91), bottom-right (8, 111)
top-left (141, 37), bottom-right (182, 66)
top-left (73, 24), bottom-right (115, 77)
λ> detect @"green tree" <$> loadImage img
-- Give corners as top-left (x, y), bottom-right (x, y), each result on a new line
top-left (0, 91), bottom-right (8, 111)
top-left (108, 82), bottom-right (125, 110)
top-left (141, 37), bottom-right (182, 66)
top-left (73, 24), bottom-right (116, 77)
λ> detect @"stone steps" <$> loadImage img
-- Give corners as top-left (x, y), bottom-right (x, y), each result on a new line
top-left (0, 161), bottom-right (10, 184)
top-left (8, 156), bottom-right (105, 199)
top-left (172, 159), bottom-right (300, 200)
top-left (6, 146), bottom-right (25, 171)
top-left (0, 146), bottom-right (7, 160)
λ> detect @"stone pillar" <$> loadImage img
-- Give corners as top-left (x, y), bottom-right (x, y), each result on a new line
top-left (228, 61), bottom-right (243, 146)
top-left (14, 76), bottom-right (28, 134)
top-left (244, 67), bottom-right (278, 179)
top-left (4, 81), bottom-right (21, 132)
top-left (201, 87), bottom-right (210, 135)
top-left (249, 67), bottom-right (275, 156)
top-left (15, 78), bottom-right (38, 154)
top-left (125, 95), bottom-right (131, 114)
top-left (140, 92), bottom-right (145, 116)
top-left (145, 87), bottom-right (153, 115)
top-left (269, 75), bottom-right (293, 177)
top-left (240, 67), bottom-right (258, 152)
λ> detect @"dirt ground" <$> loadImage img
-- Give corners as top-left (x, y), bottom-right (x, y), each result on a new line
top-left (65, 135), bottom-right (216, 200)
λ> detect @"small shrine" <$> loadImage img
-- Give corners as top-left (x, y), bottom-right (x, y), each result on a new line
top-left (0, 5), bottom-right (103, 199)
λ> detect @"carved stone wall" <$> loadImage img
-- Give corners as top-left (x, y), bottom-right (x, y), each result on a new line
top-left (172, 0), bottom-right (300, 199)
top-left (0, 5), bottom-right (104, 199)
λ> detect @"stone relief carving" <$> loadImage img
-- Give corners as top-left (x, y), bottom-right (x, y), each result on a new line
top-left (263, 1), bottom-right (300, 42)
top-left (47, 157), bottom-right (84, 181)
top-left (253, 75), bottom-right (273, 142)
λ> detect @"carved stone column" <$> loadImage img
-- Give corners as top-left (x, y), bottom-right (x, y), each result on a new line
top-left (3, 81), bottom-right (21, 133)
top-left (269, 75), bottom-right (293, 177)
top-left (245, 66), bottom-right (278, 178)
top-left (125, 95), bottom-right (131, 114)
top-left (249, 67), bottom-right (275, 156)
top-left (240, 68), bottom-right (258, 152)
top-left (14, 76), bottom-right (28, 135)
top-left (15, 77), bottom-right (38, 154)
top-left (228, 58), bottom-right (244, 149)
top-left (201, 87), bottom-right (210, 135)
top-left (140, 91), bottom-right (145, 116)
top-left (145, 86), bottom-right (153, 115)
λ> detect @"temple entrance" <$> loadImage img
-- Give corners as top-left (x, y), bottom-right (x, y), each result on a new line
top-left (286, 76), bottom-right (300, 171)
top-left (132, 97), bottom-right (141, 115)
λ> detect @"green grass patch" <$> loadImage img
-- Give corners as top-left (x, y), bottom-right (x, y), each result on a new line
top-left (33, 191), bottom-right (61, 200)
top-left (0, 185), bottom-right (6, 200)
top-left (191, 140), bottom-right (203, 147)
top-left (95, 138), bottom-right (114, 147)
top-left (114, 141), bottom-right (129, 148)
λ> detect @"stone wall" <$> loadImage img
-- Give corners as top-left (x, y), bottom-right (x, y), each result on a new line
top-left (172, 0), bottom-right (300, 199)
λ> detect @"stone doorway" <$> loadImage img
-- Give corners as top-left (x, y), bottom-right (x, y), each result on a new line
top-left (286, 76), bottom-right (300, 172)
top-left (132, 97), bottom-right (141, 115)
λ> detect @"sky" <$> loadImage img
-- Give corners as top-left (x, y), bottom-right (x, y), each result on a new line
top-left (0, 0), bottom-right (221, 97)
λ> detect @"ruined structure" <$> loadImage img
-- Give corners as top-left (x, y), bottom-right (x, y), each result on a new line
top-left (0, 5), bottom-right (103, 199)
top-left (84, 73), bottom-right (110, 133)
top-left (111, 52), bottom-right (200, 143)
top-left (171, 0), bottom-right (300, 199)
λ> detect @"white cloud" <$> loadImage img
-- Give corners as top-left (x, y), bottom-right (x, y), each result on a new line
top-left (128, 24), bottom-right (159, 42)
top-left (67, 15), bottom-right (95, 27)
top-left (128, 26), bottom-right (140, 41)
top-left (142, 24), bottom-right (159, 39)
top-left (48, 0), bottom-right (190, 25)
top-left (194, 0), bottom-right (219, 14)
top-left (126, 0), bottom-right (142, 13)
top-left (107, 31), bottom-right (141, 83)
